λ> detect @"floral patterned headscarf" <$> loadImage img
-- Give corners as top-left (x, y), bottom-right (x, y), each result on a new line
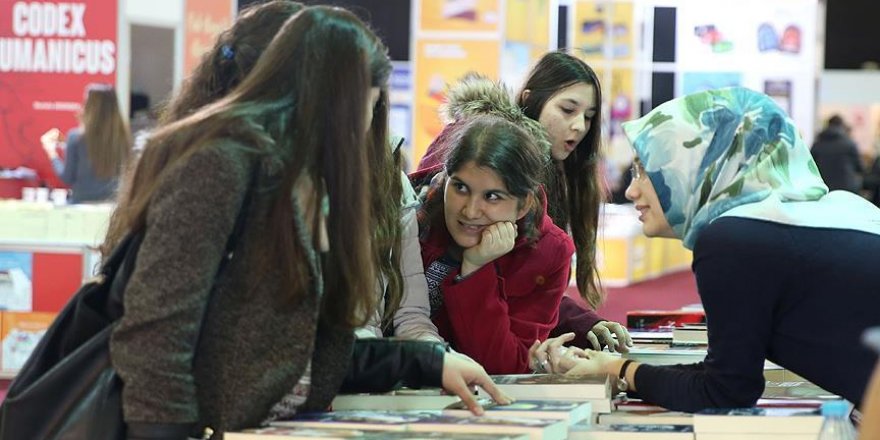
top-left (622, 87), bottom-right (880, 249)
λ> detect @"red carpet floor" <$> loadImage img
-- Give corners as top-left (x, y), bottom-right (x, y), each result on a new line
top-left (567, 269), bottom-right (701, 324)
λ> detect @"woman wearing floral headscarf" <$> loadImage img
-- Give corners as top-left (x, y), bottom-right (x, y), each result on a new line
top-left (551, 87), bottom-right (880, 412)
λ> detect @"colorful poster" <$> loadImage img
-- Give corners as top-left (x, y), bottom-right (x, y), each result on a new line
top-left (420, 0), bottom-right (501, 33)
top-left (675, 1), bottom-right (751, 68)
top-left (610, 2), bottom-right (634, 61)
top-left (573, 0), bottom-right (632, 61)
top-left (0, 252), bottom-right (32, 311)
top-left (0, 0), bottom-right (118, 187)
top-left (412, 39), bottom-right (500, 164)
top-left (573, 1), bottom-right (605, 61)
top-left (505, 0), bottom-right (551, 63)
top-left (750, 1), bottom-right (815, 70)
top-left (609, 68), bottom-right (635, 138)
top-left (184, 0), bottom-right (233, 76)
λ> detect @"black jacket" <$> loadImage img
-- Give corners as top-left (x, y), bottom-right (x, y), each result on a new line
top-left (811, 128), bottom-right (863, 192)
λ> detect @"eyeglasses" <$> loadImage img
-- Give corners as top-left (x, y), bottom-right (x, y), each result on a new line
top-left (630, 162), bottom-right (646, 181)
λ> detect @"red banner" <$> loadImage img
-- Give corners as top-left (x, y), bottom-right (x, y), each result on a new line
top-left (0, 0), bottom-right (118, 188)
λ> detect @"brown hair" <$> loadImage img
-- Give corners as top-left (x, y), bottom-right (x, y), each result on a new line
top-left (103, 6), bottom-right (389, 328)
top-left (419, 115), bottom-right (548, 245)
top-left (81, 84), bottom-right (131, 179)
top-left (517, 51), bottom-right (604, 308)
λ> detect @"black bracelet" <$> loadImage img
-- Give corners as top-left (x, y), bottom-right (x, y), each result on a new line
top-left (619, 359), bottom-right (635, 380)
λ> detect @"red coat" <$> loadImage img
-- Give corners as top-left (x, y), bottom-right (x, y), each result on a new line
top-left (420, 207), bottom-right (575, 374)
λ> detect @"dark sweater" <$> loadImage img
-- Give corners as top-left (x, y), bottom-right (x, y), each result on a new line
top-left (635, 217), bottom-right (880, 412)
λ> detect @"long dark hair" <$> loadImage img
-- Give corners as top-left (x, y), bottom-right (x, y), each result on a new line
top-left (419, 115), bottom-right (548, 245)
top-left (517, 51), bottom-right (604, 308)
top-left (81, 84), bottom-right (131, 179)
top-left (365, 71), bottom-right (403, 333)
top-left (103, 6), bottom-right (389, 328)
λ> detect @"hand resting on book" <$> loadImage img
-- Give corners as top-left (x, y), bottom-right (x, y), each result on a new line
top-left (442, 351), bottom-right (513, 415)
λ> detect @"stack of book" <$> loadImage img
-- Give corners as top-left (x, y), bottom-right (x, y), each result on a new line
top-left (268, 410), bottom-right (572, 440)
top-left (626, 309), bottom-right (705, 330)
top-left (568, 423), bottom-right (695, 439)
top-left (227, 426), bottom-right (531, 439)
top-left (671, 324), bottom-right (708, 346)
top-left (692, 407), bottom-right (824, 440)
top-left (481, 374), bottom-right (613, 414)
top-left (331, 388), bottom-right (462, 411)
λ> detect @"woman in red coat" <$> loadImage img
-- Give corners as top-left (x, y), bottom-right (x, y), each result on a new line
top-left (417, 115), bottom-right (576, 374)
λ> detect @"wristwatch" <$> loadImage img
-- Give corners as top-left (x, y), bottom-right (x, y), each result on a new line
top-left (616, 359), bottom-right (635, 392)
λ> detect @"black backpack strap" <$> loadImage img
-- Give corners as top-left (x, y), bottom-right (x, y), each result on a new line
top-left (217, 161), bottom-right (260, 272)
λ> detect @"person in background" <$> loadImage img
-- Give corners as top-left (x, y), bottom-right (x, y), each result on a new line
top-left (417, 115), bottom-right (575, 374)
top-left (412, 52), bottom-right (632, 354)
top-left (811, 114), bottom-right (863, 193)
top-left (548, 87), bottom-right (880, 412)
top-left (106, 7), bottom-right (507, 439)
top-left (41, 84), bottom-right (131, 203)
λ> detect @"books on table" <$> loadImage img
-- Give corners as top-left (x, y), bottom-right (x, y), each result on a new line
top-left (487, 374), bottom-right (611, 400)
top-left (624, 345), bottom-right (706, 366)
top-left (332, 388), bottom-right (461, 411)
top-left (273, 411), bottom-right (567, 440)
top-left (597, 411), bottom-right (693, 426)
top-left (443, 399), bottom-right (592, 425)
top-left (272, 411), bottom-right (413, 431)
top-left (671, 324), bottom-right (708, 346)
top-left (406, 414), bottom-right (567, 440)
top-left (761, 381), bottom-right (838, 400)
top-left (695, 434), bottom-right (817, 440)
top-left (692, 407), bottom-right (823, 436)
top-left (568, 423), bottom-right (695, 439)
top-left (227, 426), bottom-right (530, 440)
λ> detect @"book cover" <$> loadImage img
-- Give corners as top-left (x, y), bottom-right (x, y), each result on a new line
top-left (696, 434), bottom-right (814, 440)
top-left (626, 309), bottom-right (705, 330)
top-left (569, 422), bottom-right (694, 439)
top-left (332, 390), bottom-right (461, 411)
top-left (486, 374), bottom-right (611, 400)
top-left (671, 325), bottom-right (708, 346)
top-left (272, 411), bottom-right (418, 431)
top-left (624, 346), bottom-right (706, 366)
top-left (693, 407), bottom-right (822, 434)
top-left (597, 410), bottom-right (693, 426)
top-left (406, 414), bottom-right (567, 440)
top-left (761, 381), bottom-right (838, 400)
top-left (444, 399), bottom-right (592, 425)
top-left (227, 426), bottom-right (529, 440)
top-left (226, 427), bottom-right (370, 440)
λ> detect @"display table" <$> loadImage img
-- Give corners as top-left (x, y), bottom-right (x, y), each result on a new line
top-left (0, 201), bottom-right (112, 312)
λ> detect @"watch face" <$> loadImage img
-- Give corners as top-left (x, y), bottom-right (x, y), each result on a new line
top-left (616, 377), bottom-right (628, 392)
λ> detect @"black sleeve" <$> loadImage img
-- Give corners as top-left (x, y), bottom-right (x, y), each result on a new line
top-left (340, 339), bottom-right (445, 393)
top-left (632, 218), bottom-right (788, 412)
